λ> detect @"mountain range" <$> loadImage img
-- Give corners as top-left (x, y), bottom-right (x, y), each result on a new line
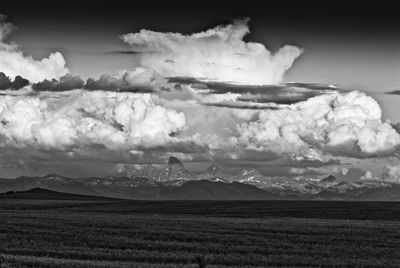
top-left (0, 157), bottom-right (399, 200)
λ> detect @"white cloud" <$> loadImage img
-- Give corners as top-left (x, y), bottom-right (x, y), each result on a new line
top-left (85, 68), bottom-right (170, 92)
top-left (119, 67), bottom-right (168, 89)
top-left (359, 171), bottom-right (378, 181)
top-left (0, 82), bottom-right (398, 165)
top-left (382, 165), bottom-right (400, 183)
top-left (0, 90), bottom-right (186, 150)
top-left (121, 19), bottom-right (302, 85)
top-left (360, 165), bottom-right (400, 183)
top-left (235, 91), bottom-right (400, 156)
top-left (0, 16), bottom-right (68, 83)
top-left (1, 86), bottom-right (398, 160)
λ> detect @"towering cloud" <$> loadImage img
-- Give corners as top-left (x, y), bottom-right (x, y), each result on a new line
top-left (0, 16), bottom-right (68, 83)
top-left (121, 19), bottom-right (302, 85)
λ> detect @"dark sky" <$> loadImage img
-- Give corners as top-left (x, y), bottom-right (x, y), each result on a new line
top-left (3, 1), bottom-right (399, 41)
top-left (1, 1), bottom-right (400, 108)
top-left (3, 1), bottom-right (398, 32)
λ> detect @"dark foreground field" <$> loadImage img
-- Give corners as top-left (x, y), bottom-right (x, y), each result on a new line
top-left (1, 199), bottom-right (400, 267)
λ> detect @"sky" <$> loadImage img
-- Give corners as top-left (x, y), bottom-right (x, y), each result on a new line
top-left (0, 1), bottom-right (399, 180)
top-left (3, 1), bottom-right (399, 120)
top-left (3, 2), bottom-right (398, 87)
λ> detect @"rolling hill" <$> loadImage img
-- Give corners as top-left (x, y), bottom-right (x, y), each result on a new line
top-left (0, 187), bottom-right (118, 201)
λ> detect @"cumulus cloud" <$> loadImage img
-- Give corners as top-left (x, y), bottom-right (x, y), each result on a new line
top-left (360, 166), bottom-right (400, 183)
top-left (121, 19), bottom-right (302, 85)
top-left (85, 68), bottom-right (168, 92)
top-left (382, 165), bottom-right (400, 183)
top-left (0, 90), bottom-right (186, 150)
top-left (0, 72), bottom-right (29, 90)
top-left (0, 86), bottom-right (398, 164)
top-left (392, 123), bottom-right (400, 134)
top-left (11, 75), bottom-right (29, 89)
top-left (359, 171), bottom-right (376, 181)
top-left (235, 91), bottom-right (400, 157)
top-left (0, 72), bottom-right (11, 90)
top-left (0, 15), bottom-right (68, 83)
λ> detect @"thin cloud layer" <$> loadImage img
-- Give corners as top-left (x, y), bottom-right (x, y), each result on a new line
top-left (386, 90), bottom-right (400, 95)
top-left (0, 16), bottom-right (68, 83)
top-left (121, 19), bottom-right (303, 85)
top-left (169, 77), bottom-right (337, 107)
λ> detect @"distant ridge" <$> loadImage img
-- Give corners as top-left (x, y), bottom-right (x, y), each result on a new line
top-left (0, 155), bottom-right (399, 201)
top-left (320, 175), bottom-right (336, 183)
top-left (0, 187), bottom-right (118, 201)
top-left (168, 156), bottom-right (183, 165)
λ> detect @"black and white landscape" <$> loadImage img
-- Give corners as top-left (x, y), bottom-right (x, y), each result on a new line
top-left (0, 1), bottom-right (399, 267)
top-left (1, 156), bottom-right (400, 201)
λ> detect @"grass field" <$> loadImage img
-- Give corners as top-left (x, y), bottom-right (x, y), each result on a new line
top-left (0, 200), bottom-right (400, 267)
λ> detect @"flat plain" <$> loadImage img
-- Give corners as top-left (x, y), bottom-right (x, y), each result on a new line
top-left (0, 199), bottom-right (400, 267)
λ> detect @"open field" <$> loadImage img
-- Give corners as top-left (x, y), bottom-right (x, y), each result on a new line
top-left (1, 200), bottom-right (400, 267)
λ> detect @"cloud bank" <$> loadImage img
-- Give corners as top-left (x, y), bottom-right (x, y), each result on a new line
top-left (0, 88), bottom-right (398, 162)
top-left (121, 19), bottom-right (303, 85)
top-left (0, 15), bottom-right (68, 83)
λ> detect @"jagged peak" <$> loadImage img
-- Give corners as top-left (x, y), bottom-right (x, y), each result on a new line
top-left (207, 164), bottom-right (219, 175)
top-left (320, 175), bottom-right (336, 183)
top-left (168, 156), bottom-right (183, 166)
top-left (40, 174), bottom-right (70, 182)
top-left (239, 168), bottom-right (261, 176)
top-left (43, 173), bottom-right (64, 178)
